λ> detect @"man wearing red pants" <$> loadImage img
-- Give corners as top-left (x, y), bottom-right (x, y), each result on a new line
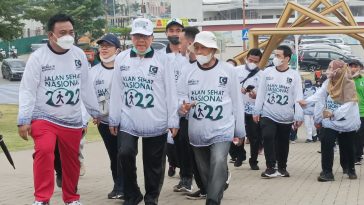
top-left (17, 14), bottom-right (99, 205)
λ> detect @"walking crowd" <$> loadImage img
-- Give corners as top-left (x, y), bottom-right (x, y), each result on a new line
top-left (16, 14), bottom-right (364, 205)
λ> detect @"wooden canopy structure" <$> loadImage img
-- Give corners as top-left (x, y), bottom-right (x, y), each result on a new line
top-left (233, 0), bottom-right (364, 68)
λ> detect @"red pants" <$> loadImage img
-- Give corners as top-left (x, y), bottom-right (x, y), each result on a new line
top-left (31, 120), bottom-right (82, 202)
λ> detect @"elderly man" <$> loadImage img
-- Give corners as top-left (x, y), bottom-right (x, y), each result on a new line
top-left (109, 18), bottom-right (179, 205)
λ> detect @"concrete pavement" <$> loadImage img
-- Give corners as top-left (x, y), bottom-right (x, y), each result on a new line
top-left (0, 136), bottom-right (363, 205)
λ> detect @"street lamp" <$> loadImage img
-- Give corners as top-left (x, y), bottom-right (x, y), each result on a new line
top-left (243, 0), bottom-right (247, 50)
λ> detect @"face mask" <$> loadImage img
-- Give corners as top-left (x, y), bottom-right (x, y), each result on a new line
top-left (132, 46), bottom-right (152, 56)
top-left (100, 54), bottom-right (117, 63)
top-left (53, 34), bottom-right (74, 50)
top-left (273, 57), bottom-right (283, 67)
top-left (168, 36), bottom-right (180, 45)
top-left (196, 52), bottom-right (213, 65)
top-left (246, 62), bottom-right (257, 70)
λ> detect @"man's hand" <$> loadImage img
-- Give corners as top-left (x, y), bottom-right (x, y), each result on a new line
top-left (314, 123), bottom-right (322, 129)
top-left (323, 110), bottom-right (333, 119)
top-left (170, 128), bottom-right (179, 138)
top-left (179, 100), bottom-right (195, 116)
top-left (92, 118), bottom-right (100, 126)
top-left (233, 137), bottom-right (244, 146)
top-left (109, 126), bottom-right (118, 136)
top-left (298, 100), bottom-right (307, 108)
top-left (18, 124), bottom-right (31, 141)
top-left (293, 121), bottom-right (303, 130)
top-left (241, 87), bottom-right (247, 94)
top-left (253, 115), bottom-right (260, 124)
top-left (249, 90), bottom-right (257, 99)
top-left (82, 126), bottom-right (88, 135)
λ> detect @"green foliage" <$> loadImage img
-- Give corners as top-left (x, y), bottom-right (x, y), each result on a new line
top-left (24, 0), bottom-right (106, 39)
top-left (0, 0), bottom-right (27, 41)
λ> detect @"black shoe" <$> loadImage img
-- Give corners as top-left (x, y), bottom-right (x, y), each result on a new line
top-left (108, 190), bottom-right (124, 199)
top-left (278, 168), bottom-right (290, 177)
top-left (249, 161), bottom-right (260, 170)
top-left (312, 135), bottom-right (318, 142)
top-left (229, 158), bottom-right (236, 163)
top-left (56, 175), bottom-right (62, 188)
top-left (355, 160), bottom-right (362, 165)
top-left (234, 158), bottom-right (243, 167)
top-left (317, 171), bottom-right (334, 182)
top-left (261, 168), bottom-right (278, 178)
top-left (305, 139), bottom-right (313, 143)
top-left (186, 190), bottom-right (206, 200)
top-left (123, 194), bottom-right (143, 205)
top-left (168, 166), bottom-right (176, 177)
top-left (348, 169), bottom-right (358, 180)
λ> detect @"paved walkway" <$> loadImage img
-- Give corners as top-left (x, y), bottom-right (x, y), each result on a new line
top-left (0, 136), bottom-right (363, 205)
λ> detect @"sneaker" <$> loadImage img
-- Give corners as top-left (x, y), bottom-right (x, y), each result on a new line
top-left (123, 194), bottom-right (143, 205)
top-left (65, 201), bottom-right (82, 205)
top-left (108, 190), bottom-right (125, 199)
top-left (305, 139), bottom-right (313, 143)
top-left (56, 175), bottom-right (62, 188)
top-left (278, 168), bottom-right (290, 177)
top-left (33, 202), bottom-right (49, 205)
top-left (290, 140), bottom-right (296, 144)
top-left (234, 158), bottom-right (243, 167)
top-left (173, 178), bottom-right (193, 193)
top-left (261, 168), bottom-right (279, 178)
top-left (79, 162), bottom-right (86, 176)
top-left (229, 158), bottom-right (236, 163)
top-left (355, 160), bottom-right (362, 165)
top-left (317, 171), bottom-right (334, 182)
top-left (224, 170), bottom-right (231, 190)
top-left (186, 190), bottom-right (206, 200)
top-left (168, 166), bottom-right (176, 177)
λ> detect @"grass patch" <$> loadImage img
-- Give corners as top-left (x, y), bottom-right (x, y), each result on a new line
top-left (0, 104), bottom-right (102, 152)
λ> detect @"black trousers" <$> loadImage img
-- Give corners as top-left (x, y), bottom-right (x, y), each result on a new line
top-left (118, 131), bottom-right (167, 205)
top-left (98, 123), bottom-right (124, 192)
top-left (321, 128), bottom-right (356, 173)
top-left (54, 140), bottom-right (62, 177)
top-left (166, 143), bottom-right (178, 168)
top-left (260, 117), bottom-right (292, 169)
top-left (354, 117), bottom-right (364, 161)
top-left (173, 118), bottom-right (193, 178)
top-left (245, 114), bottom-right (262, 165)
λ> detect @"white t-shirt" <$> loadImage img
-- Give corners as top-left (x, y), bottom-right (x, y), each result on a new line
top-left (254, 66), bottom-right (304, 123)
top-left (18, 44), bottom-right (99, 128)
top-left (109, 48), bottom-right (179, 137)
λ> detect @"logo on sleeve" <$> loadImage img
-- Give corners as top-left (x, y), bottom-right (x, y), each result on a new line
top-left (120, 65), bottom-right (130, 71)
top-left (74, 60), bottom-right (82, 69)
top-left (149, 65), bottom-right (158, 76)
top-left (188, 79), bottom-right (199, 85)
top-left (219, 77), bottom-right (228, 87)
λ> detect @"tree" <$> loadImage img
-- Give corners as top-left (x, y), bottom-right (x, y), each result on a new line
top-left (24, 0), bottom-right (106, 39)
top-left (0, 0), bottom-right (27, 41)
top-left (109, 27), bottom-right (131, 50)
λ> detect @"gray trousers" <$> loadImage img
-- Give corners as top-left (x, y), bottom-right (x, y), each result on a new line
top-left (193, 141), bottom-right (231, 205)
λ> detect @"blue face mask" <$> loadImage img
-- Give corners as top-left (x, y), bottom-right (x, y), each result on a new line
top-left (132, 46), bottom-right (152, 56)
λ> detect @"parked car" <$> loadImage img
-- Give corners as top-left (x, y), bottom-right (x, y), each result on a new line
top-left (300, 43), bottom-right (351, 55)
top-left (298, 49), bottom-right (351, 71)
top-left (1, 58), bottom-right (26, 80)
top-left (31, 39), bottom-right (49, 52)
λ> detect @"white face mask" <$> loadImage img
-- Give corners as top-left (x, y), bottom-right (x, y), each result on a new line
top-left (54, 34), bottom-right (74, 50)
top-left (196, 52), bottom-right (213, 65)
top-left (273, 57), bottom-right (283, 67)
top-left (100, 54), bottom-right (117, 63)
top-left (246, 62), bottom-right (257, 70)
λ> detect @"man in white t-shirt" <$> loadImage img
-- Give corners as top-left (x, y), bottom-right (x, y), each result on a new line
top-left (17, 14), bottom-right (99, 205)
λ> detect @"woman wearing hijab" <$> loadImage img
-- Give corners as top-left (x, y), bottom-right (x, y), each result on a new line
top-left (299, 60), bottom-right (360, 182)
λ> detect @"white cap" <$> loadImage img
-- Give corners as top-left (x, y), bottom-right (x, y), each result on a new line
top-left (130, 18), bottom-right (154, 36)
top-left (166, 18), bottom-right (184, 29)
top-left (188, 31), bottom-right (220, 54)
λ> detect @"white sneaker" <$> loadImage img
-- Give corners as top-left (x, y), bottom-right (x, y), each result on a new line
top-left (80, 162), bottom-right (86, 176)
top-left (65, 201), bottom-right (82, 205)
top-left (33, 201), bottom-right (49, 205)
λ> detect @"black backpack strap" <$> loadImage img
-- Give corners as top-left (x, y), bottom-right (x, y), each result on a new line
top-left (240, 68), bottom-right (259, 85)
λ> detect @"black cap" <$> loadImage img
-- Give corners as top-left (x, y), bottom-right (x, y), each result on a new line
top-left (97, 33), bottom-right (121, 48)
top-left (166, 18), bottom-right (184, 30)
top-left (348, 59), bottom-right (364, 68)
